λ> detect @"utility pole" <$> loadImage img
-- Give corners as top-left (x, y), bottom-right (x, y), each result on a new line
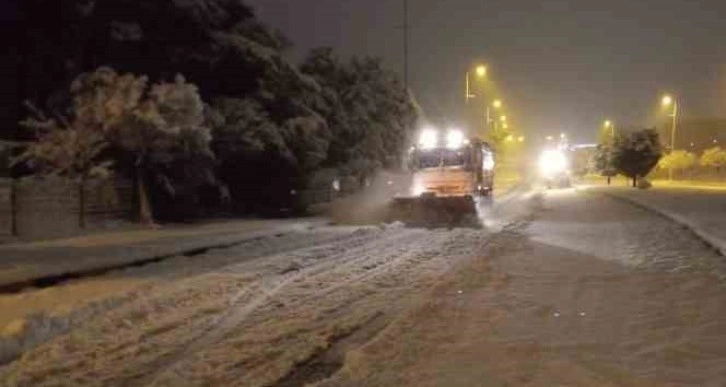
top-left (669, 101), bottom-right (678, 181)
top-left (661, 95), bottom-right (679, 180)
top-left (403, 0), bottom-right (409, 90)
top-left (670, 101), bottom-right (678, 153)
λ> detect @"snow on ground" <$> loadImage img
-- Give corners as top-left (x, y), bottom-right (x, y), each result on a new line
top-left (593, 185), bottom-right (726, 256)
top-left (0, 225), bottom-right (353, 365)
top-left (319, 189), bottom-right (726, 386)
top-left (0, 218), bottom-right (324, 288)
top-left (529, 188), bottom-right (726, 276)
top-left (5, 186), bottom-right (725, 386)
top-left (0, 221), bottom-right (492, 386)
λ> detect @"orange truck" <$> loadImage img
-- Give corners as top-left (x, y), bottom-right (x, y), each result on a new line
top-left (389, 129), bottom-right (495, 227)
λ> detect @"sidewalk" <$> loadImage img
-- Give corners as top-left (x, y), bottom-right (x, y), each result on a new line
top-left (585, 185), bottom-right (726, 256)
top-left (580, 175), bottom-right (726, 190)
top-left (650, 179), bottom-right (726, 191)
top-left (0, 218), bottom-right (324, 291)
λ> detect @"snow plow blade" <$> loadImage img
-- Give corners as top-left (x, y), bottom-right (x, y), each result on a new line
top-left (387, 196), bottom-right (481, 228)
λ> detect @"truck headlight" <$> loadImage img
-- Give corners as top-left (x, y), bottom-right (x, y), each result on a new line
top-left (446, 129), bottom-right (465, 149)
top-left (419, 128), bottom-right (438, 150)
top-left (411, 181), bottom-right (426, 196)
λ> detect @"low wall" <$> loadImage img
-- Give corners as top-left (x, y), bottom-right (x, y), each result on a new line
top-left (0, 179), bottom-right (12, 240)
top-left (1, 177), bottom-right (134, 240)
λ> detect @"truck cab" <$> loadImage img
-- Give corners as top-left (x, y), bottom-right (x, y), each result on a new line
top-left (407, 139), bottom-right (495, 198)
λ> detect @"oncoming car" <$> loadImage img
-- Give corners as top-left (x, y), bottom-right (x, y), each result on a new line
top-left (538, 148), bottom-right (571, 189)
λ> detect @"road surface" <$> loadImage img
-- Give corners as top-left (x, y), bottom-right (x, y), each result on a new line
top-left (1, 186), bottom-right (726, 386)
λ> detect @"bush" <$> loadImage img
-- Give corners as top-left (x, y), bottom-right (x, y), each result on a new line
top-left (700, 146), bottom-right (726, 172)
top-left (658, 150), bottom-right (696, 173)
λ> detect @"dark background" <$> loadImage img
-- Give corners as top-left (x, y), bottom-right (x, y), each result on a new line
top-left (246, 0), bottom-right (726, 143)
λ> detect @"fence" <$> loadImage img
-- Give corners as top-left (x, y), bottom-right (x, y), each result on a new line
top-left (0, 177), bottom-right (134, 241)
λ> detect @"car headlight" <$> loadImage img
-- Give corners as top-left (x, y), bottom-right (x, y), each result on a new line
top-left (539, 149), bottom-right (568, 177)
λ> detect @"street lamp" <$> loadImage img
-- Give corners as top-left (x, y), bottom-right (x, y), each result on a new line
top-left (476, 65), bottom-right (487, 78)
top-left (500, 115), bottom-right (507, 122)
top-left (465, 64), bottom-right (487, 103)
top-left (518, 136), bottom-right (525, 143)
top-left (465, 65), bottom-right (493, 137)
top-left (604, 120), bottom-right (615, 137)
top-left (661, 94), bottom-right (678, 152)
top-left (662, 95), bottom-right (673, 107)
top-left (485, 99), bottom-right (503, 133)
top-left (662, 94), bottom-right (679, 180)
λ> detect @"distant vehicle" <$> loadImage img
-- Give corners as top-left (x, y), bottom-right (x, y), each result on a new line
top-left (538, 148), bottom-right (571, 189)
top-left (388, 128), bottom-right (495, 227)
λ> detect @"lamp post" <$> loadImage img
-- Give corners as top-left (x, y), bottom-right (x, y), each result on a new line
top-left (662, 95), bottom-right (678, 152)
top-left (465, 65), bottom-right (487, 104)
top-left (486, 99), bottom-right (503, 135)
top-left (604, 120), bottom-right (615, 137)
top-left (464, 65), bottom-right (488, 136)
top-left (662, 94), bottom-right (679, 180)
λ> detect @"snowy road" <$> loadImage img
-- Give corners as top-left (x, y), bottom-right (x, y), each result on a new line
top-left (2, 187), bottom-right (726, 386)
top-left (321, 188), bottom-right (726, 386)
top-left (0, 208), bottom-right (503, 385)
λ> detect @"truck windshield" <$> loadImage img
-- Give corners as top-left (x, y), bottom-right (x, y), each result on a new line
top-left (442, 150), bottom-right (467, 167)
top-left (417, 150), bottom-right (442, 168)
top-left (415, 148), bottom-right (469, 169)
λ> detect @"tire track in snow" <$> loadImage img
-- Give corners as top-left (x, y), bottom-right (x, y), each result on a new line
top-left (137, 227), bottom-right (437, 386)
top-left (149, 229), bottom-right (493, 386)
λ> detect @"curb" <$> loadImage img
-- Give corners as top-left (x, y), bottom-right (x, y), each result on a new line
top-left (591, 188), bottom-right (726, 257)
top-left (0, 221), bottom-right (324, 294)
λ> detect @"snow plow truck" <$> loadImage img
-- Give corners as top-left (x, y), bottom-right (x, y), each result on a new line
top-left (387, 128), bottom-right (495, 227)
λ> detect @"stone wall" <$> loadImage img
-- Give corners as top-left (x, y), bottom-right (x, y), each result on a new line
top-left (2, 177), bottom-right (134, 240)
top-left (0, 179), bottom-right (12, 240)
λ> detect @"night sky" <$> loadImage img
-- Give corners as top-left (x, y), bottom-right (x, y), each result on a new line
top-left (246, 0), bottom-right (726, 143)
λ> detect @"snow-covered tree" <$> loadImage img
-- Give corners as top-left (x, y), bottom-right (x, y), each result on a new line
top-left (301, 48), bottom-right (419, 181)
top-left (9, 0), bottom-right (416, 215)
top-left (613, 129), bottom-right (663, 187)
top-left (61, 67), bottom-right (213, 224)
top-left (595, 124), bottom-right (620, 184)
top-left (700, 146), bottom-right (726, 173)
top-left (14, 102), bottom-right (113, 227)
top-left (595, 140), bottom-right (618, 184)
top-left (5, 0), bottom-right (280, 142)
top-left (658, 150), bottom-right (696, 179)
